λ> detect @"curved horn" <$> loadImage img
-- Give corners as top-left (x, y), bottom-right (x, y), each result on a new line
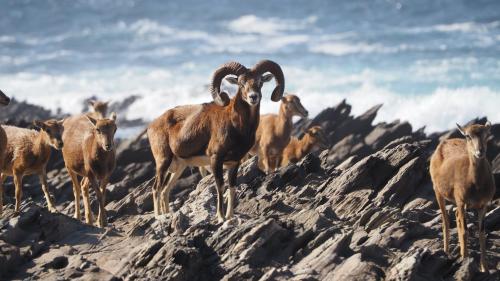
top-left (251, 60), bottom-right (285, 102)
top-left (210, 61), bottom-right (248, 106)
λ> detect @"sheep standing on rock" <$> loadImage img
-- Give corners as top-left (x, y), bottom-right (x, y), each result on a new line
top-left (0, 119), bottom-right (64, 215)
top-left (147, 60), bottom-right (285, 222)
top-left (62, 113), bottom-right (117, 227)
top-left (430, 122), bottom-right (495, 272)
top-left (246, 94), bottom-right (308, 173)
top-left (281, 125), bottom-right (328, 167)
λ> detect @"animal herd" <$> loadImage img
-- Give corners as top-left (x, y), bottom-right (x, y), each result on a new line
top-left (0, 59), bottom-right (497, 272)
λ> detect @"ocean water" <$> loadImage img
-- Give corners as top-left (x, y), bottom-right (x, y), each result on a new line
top-left (1, 0), bottom-right (499, 132)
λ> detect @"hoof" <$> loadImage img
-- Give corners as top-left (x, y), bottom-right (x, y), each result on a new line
top-left (216, 215), bottom-right (225, 224)
top-left (49, 208), bottom-right (58, 213)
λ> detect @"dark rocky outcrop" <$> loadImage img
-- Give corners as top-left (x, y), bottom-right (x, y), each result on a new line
top-left (0, 99), bottom-right (499, 280)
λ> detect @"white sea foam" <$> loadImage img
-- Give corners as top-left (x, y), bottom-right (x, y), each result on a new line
top-left (295, 84), bottom-right (500, 133)
top-left (1, 66), bottom-right (498, 134)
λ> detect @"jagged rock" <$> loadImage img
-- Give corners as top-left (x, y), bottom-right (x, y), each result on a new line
top-left (328, 253), bottom-right (384, 281)
top-left (324, 143), bottom-right (423, 198)
top-left (289, 232), bottom-right (353, 278)
top-left (453, 257), bottom-right (476, 281)
top-left (0, 243), bottom-right (21, 278)
top-left (0, 98), bottom-right (56, 127)
top-left (1, 99), bottom-right (499, 281)
top-left (365, 120), bottom-right (413, 151)
top-left (386, 247), bottom-right (429, 281)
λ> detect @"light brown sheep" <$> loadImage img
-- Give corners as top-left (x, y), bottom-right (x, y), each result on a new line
top-left (147, 60), bottom-right (285, 222)
top-left (0, 120), bottom-right (64, 215)
top-left (281, 126), bottom-right (328, 166)
top-left (62, 113), bottom-right (117, 227)
top-left (246, 94), bottom-right (308, 173)
top-left (430, 122), bottom-right (495, 272)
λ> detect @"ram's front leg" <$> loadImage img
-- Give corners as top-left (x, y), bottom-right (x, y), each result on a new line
top-left (226, 162), bottom-right (240, 219)
top-left (210, 153), bottom-right (225, 224)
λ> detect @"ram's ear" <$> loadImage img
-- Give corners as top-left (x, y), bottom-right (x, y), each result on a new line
top-left (225, 76), bottom-right (238, 85)
top-left (262, 73), bottom-right (274, 83)
top-left (456, 123), bottom-right (466, 137)
top-left (33, 120), bottom-right (46, 130)
top-left (86, 115), bottom-right (98, 127)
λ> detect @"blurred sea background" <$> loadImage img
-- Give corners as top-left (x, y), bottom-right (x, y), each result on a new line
top-left (1, 0), bottom-right (499, 133)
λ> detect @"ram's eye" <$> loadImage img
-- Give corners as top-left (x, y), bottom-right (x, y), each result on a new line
top-left (96, 129), bottom-right (101, 133)
top-left (465, 135), bottom-right (471, 140)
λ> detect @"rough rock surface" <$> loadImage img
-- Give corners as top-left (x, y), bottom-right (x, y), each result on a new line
top-left (0, 100), bottom-right (499, 280)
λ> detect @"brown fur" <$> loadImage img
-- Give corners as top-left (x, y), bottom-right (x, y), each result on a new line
top-left (88, 99), bottom-right (109, 119)
top-left (62, 113), bottom-right (117, 227)
top-left (0, 120), bottom-right (64, 215)
top-left (281, 126), bottom-right (328, 166)
top-left (147, 60), bottom-right (284, 222)
top-left (430, 122), bottom-right (495, 272)
top-left (249, 94), bottom-right (308, 173)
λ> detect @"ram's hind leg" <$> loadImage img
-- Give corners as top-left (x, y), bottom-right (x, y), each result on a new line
top-left (160, 163), bottom-right (185, 214)
top-left (153, 156), bottom-right (172, 217)
top-left (148, 126), bottom-right (174, 218)
top-left (150, 137), bottom-right (173, 217)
